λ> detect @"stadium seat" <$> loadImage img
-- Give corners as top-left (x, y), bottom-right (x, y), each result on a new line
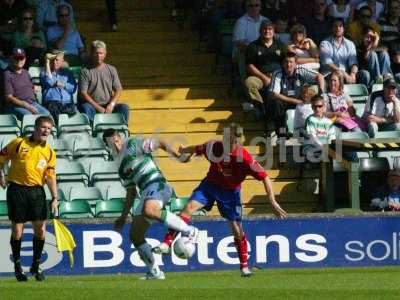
top-left (67, 66), bottom-right (81, 81)
top-left (56, 160), bottom-right (89, 185)
top-left (22, 114), bottom-right (57, 136)
top-left (89, 160), bottom-right (120, 185)
top-left (374, 131), bottom-right (400, 139)
top-left (0, 188), bottom-right (6, 201)
top-left (95, 199), bottom-right (125, 217)
top-left (376, 151), bottom-right (400, 169)
top-left (0, 202), bottom-right (8, 220)
top-left (68, 186), bottom-right (103, 206)
top-left (343, 84), bottom-right (369, 103)
top-left (50, 138), bottom-right (73, 159)
top-left (58, 113), bottom-right (91, 135)
top-left (58, 181), bottom-right (86, 197)
top-left (92, 113), bottom-right (129, 138)
top-left (57, 131), bottom-right (92, 145)
top-left (0, 114), bottom-right (21, 135)
top-left (0, 134), bottom-right (18, 150)
top-left (371, 84), bottom-right (383, 93)
top-left (94, 180), bottom-right (124, 192)
top-left (352, 103), bottom-right (365, 118)
top-left (71, 137), bottom-right (109, 159)
top-left (58, 200), bottom-right (94, 219)
top-left (101, 185), bottom-right (127, 201)
top-left (285, 109), bottom-right (295, 136)
top-left (77, 156), bottom-right (108, 175)
top-left (28, 66), bottom-right (41, 85)
top-left (44, 185), bottom-right (66, 202)
top-left (338, 131), bottom-right (370, 140)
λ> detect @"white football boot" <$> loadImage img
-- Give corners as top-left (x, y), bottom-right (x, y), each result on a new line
top-left (152, 242), bottom-right (171, 255)
top-left (139, 269), bottom-right (165, 280)
top-left (240, 267), bottom-right (253, 277)
top-left (185, 226), bottom-right (199, 243)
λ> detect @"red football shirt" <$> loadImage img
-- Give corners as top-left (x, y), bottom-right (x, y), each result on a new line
top-left (195, 140), bottom-right (267, 190)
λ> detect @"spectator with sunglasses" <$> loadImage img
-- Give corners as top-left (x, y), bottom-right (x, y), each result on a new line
top-left (348, 5), bottom-right (380, 47)
top-left (36, 0), bottom-right (75, 30)
top-left (363, 77), bottom-right (400, 137)
top-left (12, 8), bottom-right (47, 67)
top-left (46, 4), bottom-right (84, 66)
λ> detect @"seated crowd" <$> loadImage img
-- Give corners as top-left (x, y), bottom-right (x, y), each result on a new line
top-left (0, 1), bottom-right (129, 125)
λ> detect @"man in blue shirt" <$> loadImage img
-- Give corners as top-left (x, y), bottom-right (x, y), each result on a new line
top-left (46, 4), bottom-right (84, 66)
top-left (40, 50), bottom-right (77, 121)
top-left (371, 169), bottom-right (400, 211)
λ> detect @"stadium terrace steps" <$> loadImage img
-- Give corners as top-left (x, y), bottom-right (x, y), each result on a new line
top-left (75, 0), bottom-right (320, 214)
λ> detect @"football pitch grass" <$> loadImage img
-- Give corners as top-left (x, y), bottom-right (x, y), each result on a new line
top-left (1, 266), bottom-right (400, 300)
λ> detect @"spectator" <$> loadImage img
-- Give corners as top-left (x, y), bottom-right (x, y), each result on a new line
top-left (363, 77), bottom-right (400, 137)
top-left (348, 5), bottom-right (380, 47)
top-left (79, 40), bottom-right (129, 123)
top-left (302, 95), bottom-right (336, 161)
top-left (378, 0), bottom-right (400, 49)
top-left (268, 51), bottom-right (325, 134)
top-left (3, 48), bottom-right (50, 119)
top-left (356, 0), bottom-right (385, 21)
top-left (389, 43), bottom-right (400, 82)
top-left (244, 20), bottom-right (284, 107)
top-left (324, 71), bottom-right (364, 132)
top-left (357, 26), bottom-right (392, 86)
top-left (12, 8), bottom-right (47, 67)
top-left (36, 0), bottom-right (75, 30)
top-left (46, 4), bottom-right (84, 66)
top-left (293, 84), bottom-right (315, 132)
top-left (371, 169), bottom-right (400, 211)
top-left (287, 24), bottom-right (320, 71)
top-left (320, 18), bottom-right (359, 83)
top-left (327, 0), bottom-right (353, 23)
top-left (232, 0), bottom-right (267, 81)
top-left (40, 50), bottom-right (77, 121)
top-left (274, 14), bottom-right (291, 45)
top-left (302, 0), bottom-right (334, 46)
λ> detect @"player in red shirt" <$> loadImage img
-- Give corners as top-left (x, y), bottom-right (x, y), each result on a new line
top-left (154, 123), bottom-right (287, 277)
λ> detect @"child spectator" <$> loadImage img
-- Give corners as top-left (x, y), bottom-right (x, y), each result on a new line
top-left (302, 95), bottom-right (336, 161)
top-left (371, 169), bottom-right (400, 211)
top-left (293, 84), bottom-right (315, 132)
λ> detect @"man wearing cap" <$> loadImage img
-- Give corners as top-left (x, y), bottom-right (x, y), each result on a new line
top-left (244, 20), bottom-right (285, 109)
top-left (363, 77), bottom-right (400, 137)
top-left (371, 169), bottom-right (400, 211)
top-left (3, 48), bottom-right (50, 119)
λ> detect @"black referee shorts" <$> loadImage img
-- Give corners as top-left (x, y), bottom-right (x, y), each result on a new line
top-left (7, 183), bottom-right (47, 223)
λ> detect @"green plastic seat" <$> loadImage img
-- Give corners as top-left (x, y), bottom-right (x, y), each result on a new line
top-left (58, 113), bottom-right (91, 135)
top-left (71, 137), bottom-right (109, 159)
top-left (374, 131), bottom-right (400, 139)
top-left (94, 180), bottom-right (124, 192)
top-left (285, 109), bottom-right (295, 136)
top-left (371, 84), bottom-right (383, 93)
top-left (66, 66), bottom-right (81, 80)
top-left (95, 199), bottom-right (125, 217)
top-left (58, 181), bottom-right (86, 197)
top-left (101, 185), bottom-right (127, 201)
top-left (352, 103), bottom-right (366, 118)
top-left (22, 114), bottom-right (57, 136)
top-left (89, 160), bottom-right (120, 185)
top-left (44, 185), bottom-right (66, 202)
top-left (0, 114), bottom-right (21, 135)
top-left (0, 202), bottom-right (8, 220)
top-left (59, 200), bottom-right (94, 219)
top-left (28, 66), bottom-right (41, 85)
top-left (0, 134), bottom-right (18, 150)
top-left (50, 138), bottom-right (73, 159)
top-left (338, 131), bottom-right (370, 140)
top-left (343, 84), bottom-right (369, 103)
top-left (68, 186), bottom-right (103, 207)
top-left (92, 113), bottom-right (129, 137)
top-left (55, 160), bottom-right (89, 185)
top-left (0, 188), bottom-right (6, 201)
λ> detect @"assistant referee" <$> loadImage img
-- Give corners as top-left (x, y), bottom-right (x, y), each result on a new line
top-left (0, 116), bottom-right (58, 282)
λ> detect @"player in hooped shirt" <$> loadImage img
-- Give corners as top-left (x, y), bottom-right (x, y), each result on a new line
top-left (154, 123), bottom-right (287, 277)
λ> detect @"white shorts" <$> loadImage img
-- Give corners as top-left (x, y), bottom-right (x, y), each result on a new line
top-left (132, 181), bottom-right (173, 216)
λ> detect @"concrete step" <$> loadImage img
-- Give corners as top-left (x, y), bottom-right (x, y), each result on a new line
top-left (126, 99), bottom-right (241, 110)
top-left (117, 65), bottom-right (213, 78)
top-left (120, 87), bottom-right (228, 102)
top-left (86, 31), bottom-right (196, 44)
top-left (78, 20), bottom-right (186, 32)
top-left (121, 75), bottom-right (229, 88)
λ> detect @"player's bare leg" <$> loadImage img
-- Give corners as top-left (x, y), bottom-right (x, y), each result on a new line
top-left (130, 215), bottom-right (165, 280)
top-left (230, 221), bottom-right (252, 277)
top-left (31, 220), bottom-right (46, 281)
top-left (10, 223), bottom-right (27, 281)
top-left (153, 199), bottom-right (204, 254)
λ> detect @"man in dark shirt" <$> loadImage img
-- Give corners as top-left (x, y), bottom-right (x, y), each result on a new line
top-left (244, 20), bottom-right (285, 107)
top-left (302, 0), bottom-right (333, 46)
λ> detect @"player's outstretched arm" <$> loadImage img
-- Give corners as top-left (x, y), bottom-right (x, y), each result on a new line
top-left (262, 177), bottom-right (287, 219)
top-left (158, 139), bottom-right (181, 159)
top-left (176, 145), bottom-right (197, 163)
top-left (114, 186), bottom-right (136, 231)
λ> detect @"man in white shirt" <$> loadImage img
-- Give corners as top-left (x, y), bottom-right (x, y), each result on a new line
top-left (364, 77), bottom-right (400, 137)
top-left (232, 0), bottom-right (267, 81)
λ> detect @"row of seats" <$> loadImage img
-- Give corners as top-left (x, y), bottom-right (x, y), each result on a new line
top-left (0, 113), bottom-right (129, 139)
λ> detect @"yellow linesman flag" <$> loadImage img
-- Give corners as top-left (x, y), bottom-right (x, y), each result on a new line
top-left (53, 219), bottom-right (76, 268)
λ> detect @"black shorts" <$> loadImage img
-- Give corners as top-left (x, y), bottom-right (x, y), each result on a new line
top-left (7, 183), bottom-right (47, 223)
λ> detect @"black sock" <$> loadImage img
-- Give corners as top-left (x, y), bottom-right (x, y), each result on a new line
top-left (32, 236), bottom-right (45, 269)
top-left (10, 237), bottom-right (22, 265)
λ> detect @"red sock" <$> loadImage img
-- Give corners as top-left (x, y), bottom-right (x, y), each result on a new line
top-left (163, 214), bottom-right (191, 246)
top-left (234, 236), bottom-right (248, 269)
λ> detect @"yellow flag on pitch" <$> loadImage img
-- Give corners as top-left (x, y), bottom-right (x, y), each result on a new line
top-left (53, 219), bottom-right (76, 268)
